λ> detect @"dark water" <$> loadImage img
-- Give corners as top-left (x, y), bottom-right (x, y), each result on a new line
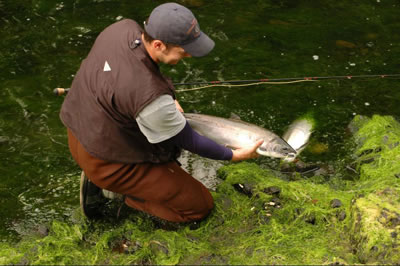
top-left (1, 0), bottom-right (400, 241)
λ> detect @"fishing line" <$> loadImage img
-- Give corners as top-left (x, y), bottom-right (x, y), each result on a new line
top-left (53, 73), bottom-right (400, 96)
top-left (175, 79), bottom-right (316, 92)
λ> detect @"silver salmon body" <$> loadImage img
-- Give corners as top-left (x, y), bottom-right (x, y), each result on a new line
top-left (184, 113), bottom-right (296, 159)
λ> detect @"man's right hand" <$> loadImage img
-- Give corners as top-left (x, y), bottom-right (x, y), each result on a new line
top-left (231, 139), bottom-right (264, 162)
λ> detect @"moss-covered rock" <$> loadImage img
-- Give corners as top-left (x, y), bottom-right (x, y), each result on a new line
top-left (348, 115), bottom-right (400, 264)
top-left (350, 192), bottom-right (400, 264)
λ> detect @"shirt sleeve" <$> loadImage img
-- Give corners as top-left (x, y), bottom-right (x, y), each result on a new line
top-left (136, 94), bottom-right (186, 144)
top-left (164, 121), bottom-right (233, 161)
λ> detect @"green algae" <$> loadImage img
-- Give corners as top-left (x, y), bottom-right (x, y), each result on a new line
top-left (350, 192), bottom-right (400, 264)
top-left (348, 115), bottom-right (400, 264)
top-left (2, 114), bottom-right (400, 264)
top-left (0, 164), bottom-right (357, 265)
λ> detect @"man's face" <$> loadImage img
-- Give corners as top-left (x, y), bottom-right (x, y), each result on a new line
top-left (159, 45), bottom-right (191, 65)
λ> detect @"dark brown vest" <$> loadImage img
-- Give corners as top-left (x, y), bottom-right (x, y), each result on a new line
top-left (60, 19), bottom-right (180, 164)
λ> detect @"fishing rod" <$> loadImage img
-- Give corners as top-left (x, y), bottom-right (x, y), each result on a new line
top-left (53, 73), bottom-right (400, 96)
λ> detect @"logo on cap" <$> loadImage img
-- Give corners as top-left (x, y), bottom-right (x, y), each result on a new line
top-left (186, 19), bottom-right (201, 38)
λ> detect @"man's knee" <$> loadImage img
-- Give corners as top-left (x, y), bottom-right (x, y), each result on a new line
top-left (184, 190), bottom-right (214, 222)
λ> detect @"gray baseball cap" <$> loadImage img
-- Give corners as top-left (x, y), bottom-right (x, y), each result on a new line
top-left (144, 2), bottom-right (215, 57)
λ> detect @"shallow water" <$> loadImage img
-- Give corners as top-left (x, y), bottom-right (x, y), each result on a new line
top-left (1, 0), bottom-right (400, 241)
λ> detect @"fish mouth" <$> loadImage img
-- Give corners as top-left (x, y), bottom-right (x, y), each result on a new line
top-left (283, 152), bottom-right (298, 162)
top-left (281, 146), bottom-right (297, 156)
top-left (285, 152), bottom-right (297, 158)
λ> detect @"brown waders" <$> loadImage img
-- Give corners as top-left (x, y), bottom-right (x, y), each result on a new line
top-left (68, 129), bottom-right (214, 223)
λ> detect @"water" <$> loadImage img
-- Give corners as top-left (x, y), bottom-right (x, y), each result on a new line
top-left (1, 0), bottom-right (400, 241)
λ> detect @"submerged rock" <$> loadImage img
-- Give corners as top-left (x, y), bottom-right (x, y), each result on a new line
top-left (149, 240), bottom-right (169, 255)
top-left (233, 182), bottom-right (254, 197)
top-left (262, 186), bottom-right (281, 196)
top-left (336, 210), bottom-right (347, 221)
top-left (336, 40), bottom-right (357, 48)
top-left (37, 224), bottom-right (49, 237)
top-left (330, 199), bottom-right (343, 208)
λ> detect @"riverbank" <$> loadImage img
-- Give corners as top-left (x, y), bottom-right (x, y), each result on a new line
top-left (1, 114), bottom-right (399, 264)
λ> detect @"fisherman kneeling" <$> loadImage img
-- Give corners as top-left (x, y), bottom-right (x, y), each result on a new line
top-left (60, 3), bottom-right (262, 223)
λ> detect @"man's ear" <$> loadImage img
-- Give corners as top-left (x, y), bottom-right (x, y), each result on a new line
top-left (152, 40), bottom-right (167, 51)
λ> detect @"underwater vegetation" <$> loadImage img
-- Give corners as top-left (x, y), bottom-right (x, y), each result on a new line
top-left (1, 114), bottom-right (399, 264)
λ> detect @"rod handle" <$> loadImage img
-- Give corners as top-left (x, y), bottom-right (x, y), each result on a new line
top-left (53, 88), bottom-right (69, 96)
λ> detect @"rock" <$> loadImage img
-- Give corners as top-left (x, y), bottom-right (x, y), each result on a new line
top-left (365, 33), bottom-right (379, 40)
top-left (259, 214), bottom-right (270, 225)
top-left (358, 148), bottom-right (374, 157)
top-left (271, 197), bottom-right (282, 208)
top-left (313, 164), bottom-right (331, 176)
top-left (347, 115), bottom-right (370, 135)
top-left (350, 193), bottom-right (400, 263)
top-left (305, 213), bottom-right (316, 225)
top-left (294, 208), bottom-right (304, 218)
top-left (201, 254), bottom-right (228, 264)
top-left (17, 258), bottom-right (29, 265)
top-left (294, 161), bottom-right (320, 175)
top-left (262, 186), bottom-right (281, 196)
top-left (111, 239), bottom-right (141, 254)
top-left (263, 197), bottom-right (282, 210)
top-left (37, 224), bottom-right (49, 237)
top-left (336, 40), bottom-right (357, 48)
top-left (388, 142), bottom-right (399, 150)
top-left (189, 221), bottom-right (201, 230)
top-left (233, 183), bottom-right (254, 197)
top-left (149, 240), bottom-right (169, 255)
top-left (187, 234), bottom-right (200, 242)
top-left (388, 215), bottom-right (400, 228)
top-left (308, 142), bottom-right (329, 154)
top-left (359, 156), bottom-right (378, 165)
top-left (219, 196), bottom-right (233, 211)
top-left (337, 210), bottom-right (347, 221)
top-left (331, 199), bottom-right (343, 208)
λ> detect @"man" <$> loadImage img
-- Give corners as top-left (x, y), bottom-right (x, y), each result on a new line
top-left (60, 2), bottom-right (263, 223)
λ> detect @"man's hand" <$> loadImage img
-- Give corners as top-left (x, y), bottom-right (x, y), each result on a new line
top-left (175, 100), bottom-right (184, 113)
top-left (231, 139), bottom-right (264, 161)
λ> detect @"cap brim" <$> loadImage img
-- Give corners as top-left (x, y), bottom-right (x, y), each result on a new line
top-left (181, 32), bottom-right (215, 57)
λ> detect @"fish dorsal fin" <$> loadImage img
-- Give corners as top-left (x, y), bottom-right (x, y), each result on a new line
top-left (229, 112), bottom-right (242, 120)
